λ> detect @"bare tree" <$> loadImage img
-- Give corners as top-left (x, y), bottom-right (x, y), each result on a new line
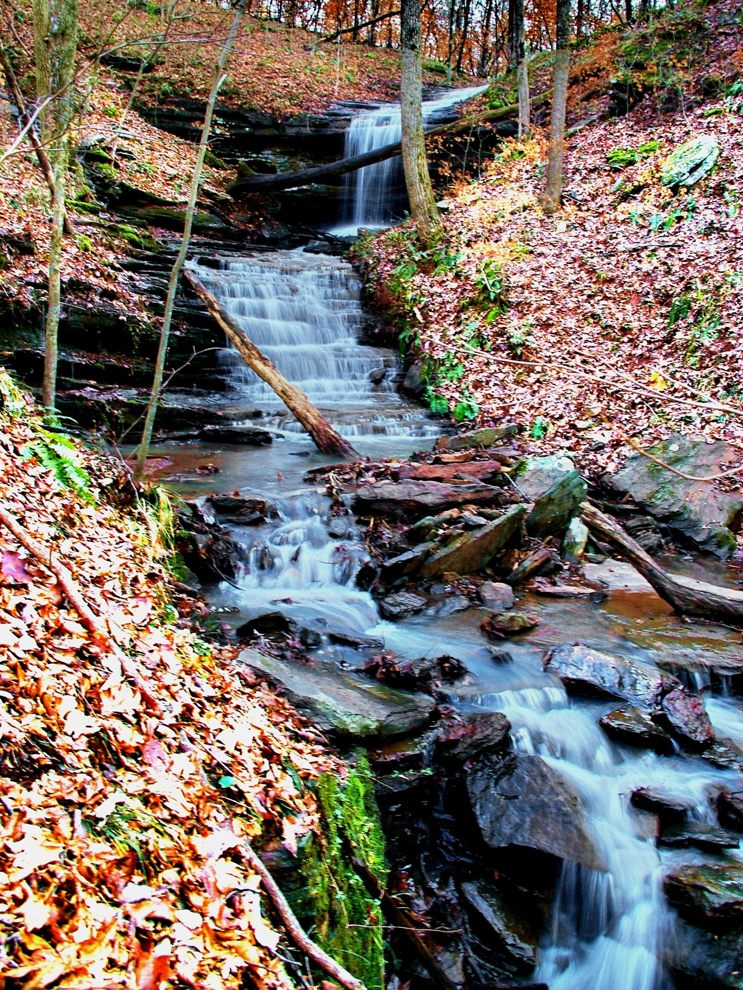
top-left (507, 0), bottom-right (529, 136)
top-left (542, 0), bottom-right (570, 215)
top-left (33, 0), bottom-right (79, 412)
top-left (133, 1), bottom-right (246, 486)
top-left (400, 0), bottom-right (441, 247)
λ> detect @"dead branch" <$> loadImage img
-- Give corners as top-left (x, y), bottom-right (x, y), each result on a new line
top-left (0, 503), bottom-right (162, 711)
top-left (627, 439), bottom-right (743, 483)
top-left (240, 841), bottom-right (367, 990)
top-left (321, 9), bottom-right (400, 42)
top-left (581, 503), bottom-right (743, 624)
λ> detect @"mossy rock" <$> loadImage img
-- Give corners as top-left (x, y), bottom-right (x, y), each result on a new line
top-left (660, 135), bottom-right (719, 188)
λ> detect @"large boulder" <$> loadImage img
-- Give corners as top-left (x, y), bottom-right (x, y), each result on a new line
top-left (660, 134), bottom-right (719, 188)
top-left (544, 643), bottom-right (667, 707)
top-left (513, 455), bottom-right (587, 538)
top-left (669, 920), bottom-right (743, 990)
top-left (353, 480), bottom-right (503, 516)
top-left (664, 864), bottom-right (743, 925)
top-left (604, 436), bottom-right (743, 558)
top-left (434, 711), bottom-right (511, 763)
top-left (466, 753), bottom-right (606, 871)
top-left (239, 648), bottom-right (436, 739)
top-left (420, 504), bottom-right (526, 578)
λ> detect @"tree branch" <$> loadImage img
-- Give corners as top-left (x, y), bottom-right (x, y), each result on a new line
top-left (627, 439), bottom-right (743, 483)
top-left (320, 9), bottom-right (400, 42)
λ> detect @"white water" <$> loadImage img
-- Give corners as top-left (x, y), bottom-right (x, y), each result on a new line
top-left (189, 250), bottom-right (437, 439)
top-left (334, 85), bottom-right (487, 235)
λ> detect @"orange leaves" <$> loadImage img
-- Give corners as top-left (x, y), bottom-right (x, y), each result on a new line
top-left (0, 406), bottom-right (344, 988)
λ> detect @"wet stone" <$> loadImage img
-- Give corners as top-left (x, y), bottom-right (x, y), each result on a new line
top-left (660, 686), bottom-right (715, 749)
top-left (419, 504), bottom-right (527, 579)
top-left (514, 454), bottom-right (588, 538)
top-left (658, 822), bottom-right (740, 853)
top-left (630, 787), bottom-right (689, 825)
top-left (481, 612), bottom-right (540, 639)
top-left (378, 591), bottom-right (428, 621)
top-left (466, 752), bottom-right (606, 871)
top-left (544, 643), bottom-right (668, 707)
top-left (669, 920), bottom-right (743, 990)
top-left (460, 879), bottom-right (538, 969)
top-left (434, 710), bottom-right (511, 763)
top-left (718, 792), bottom-right (743, 833)
top-left (200, 424), bottom-right (273, 445)
top-left (478, 580), bottom-right (516, 612)
top-left (599, 704), bottom-right (675, 755)
top-left (664, 864), bottom-right (743, 924)
top-left (380, 542), bottom-right (435, 582)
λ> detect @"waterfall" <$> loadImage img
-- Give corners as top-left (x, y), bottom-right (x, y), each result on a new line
top-left (191, 250), bottom-right (437, 439)
top-left (335, 85), bottom-right (487, 234)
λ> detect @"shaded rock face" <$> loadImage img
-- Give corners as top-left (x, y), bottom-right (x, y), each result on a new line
top-left (604, 435), bottom-right (743, 558)
top-left (466, 753), bottom-right (606, 871)
top-left (664, 864), bottom-right (743, 924)
top-left (460, 879), bottom-right (538, 970)
top-left (481, 611), bottom-right (540, 639)
top-left (658, 822), bottom-right (739, 853)
top-left (434, 425), bottom-right (518, 452)
top-left (718, 792), bottom-right (743, 832)
top-left (353, 480), bottom-right (505, 516)
top-left (239, 648), bottom-right (436, 739)
top-left (362, 653), bottom-right (466, 691)
top-left (631, 787), bottom-right (690, 824)
top-left (669, 920), bottom-right (743, 990)
top-left (514, 454), bottom-right (587, 538)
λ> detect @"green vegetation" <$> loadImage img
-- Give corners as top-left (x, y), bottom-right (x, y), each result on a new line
top-left (21, 428), bottom-right (95, 503)
top-left (291, 756), bottom-right (387, 990)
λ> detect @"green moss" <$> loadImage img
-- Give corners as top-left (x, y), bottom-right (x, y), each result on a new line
top-left (292, 755), bottom-right (387, 990)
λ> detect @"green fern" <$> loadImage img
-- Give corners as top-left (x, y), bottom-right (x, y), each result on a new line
top-left (21, 429), bottom-right (95, 503)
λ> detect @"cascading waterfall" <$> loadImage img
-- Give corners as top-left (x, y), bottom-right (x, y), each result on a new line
top-left (190, 250), bottom-right (437, 439)
top-left (335, 84), bottom-right (487, 234)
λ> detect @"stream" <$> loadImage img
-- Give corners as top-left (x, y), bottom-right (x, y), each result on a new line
top-left (155, 88), bottom-right (743, 989)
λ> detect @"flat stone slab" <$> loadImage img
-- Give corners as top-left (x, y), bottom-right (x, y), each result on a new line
top-left (583, 559), bottom-right (657, 593)
top-left (239, 648), bottom-right (436, 739)
top-left (420, 504), bottom-right (526, 578)
top-left (664, 864), bottom-right (743, 923)
top-left (352, 480), bottom-right (503, 516)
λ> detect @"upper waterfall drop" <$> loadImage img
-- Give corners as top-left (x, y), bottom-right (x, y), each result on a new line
top-left (333, 85), bottom-right (487, 235)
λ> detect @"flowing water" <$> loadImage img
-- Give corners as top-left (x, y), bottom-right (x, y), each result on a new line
top-left (158, 90), bottom-right (743, 989)
top-left (333, 84), bottom-right (487, 235)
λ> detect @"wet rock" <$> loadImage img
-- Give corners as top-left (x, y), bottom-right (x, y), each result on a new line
top-left (399, 461), bottom-right (503, 484)
top-left (660, 686), bottom-right (715, 749)
top-left (236, 611), bottom-right (321, 648)
top-left (544, 643), bottom-right (667, 707)
top-left (434, 425), bottom-right (518, 451)
top-left (435, 710), bottom-right (511, 763)
top-left (460, 879), bottom-right (538, 969)
top-left (327, 516), bottom-right (352, 538)
top-left (239, 648), bottom-right (436, 739)
top-left (380, 542), bottom-right (436, 582)
top-left (664, 864), bottom-right (743, 924)
top-left (622, 514), bottom-right (665, 553)
top-left (603, 435), bottom-right (743, 558)
top-left (655, 654), bottom-right (743, 696)
top-left (408, 508), bottom-right (463, 540)
top-left (353, 480), bottom-right (503, 516)
top-left (599, 704), bottom-right (675, 755)
top-left (326, 629), bottom-right (384, 649)
top-left (481, 612), bottom-right (539, 639)
top-left (207, 494), bottom-right (271, 525)
top-left (506, 547), bottom-right (561, 586)
top-left (718, 792), bottom-right (743, 833)
top-left (378, 591), bottom-right (428, 621)
top-left (669, 920), bottom-right (743, 989)
top-left (630, 787), bottom-right (689, 824)
top-left (489, 648), bottom-right (515, 663)
top-left (362, 653), bottom-right (465, 690)
top-left (583, 559), bottom-right (656, 593)
top-left (402, 359), bottom-right (426, 398)
top-left (658, 822), bottom-right (739, 852)
top-left (369, 367), bottom-right (387, 384)
top-left (702, 737), bottom-right (743, 773)
top-left (478, 581), bottom-right (516, 612)
top-left (200, 424), bottom-right (273, 445)
top-left (420, 505), bottom-right (526, 579)
top-left (562, 516), bottom-right (589, 559)
top-left (513, 455), bottom-right (588, 538)
top-left (427, 595), bottom-right (472, 617)
top-left (466, 753), bottom-right (606, 871)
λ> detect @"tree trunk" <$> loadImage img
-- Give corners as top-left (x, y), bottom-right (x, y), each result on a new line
top-left (227, 93), bottom-right (549, 196)
top-left (33, 0), bottom-right (78, 413)
top-left (517, 57), bottom-right (530, 136)
top-left (507, 0), bottom-right (523, 70)
top-left (400, 0), bottom-right (441, 247)
top-left (133, 2), bottom-right (245, 486)
top-left (184, 272), bottom-right (357, 458)
top-left (624, 0), bottom-right (633, 22)
top-left (542, 0), bottom-right (570, 215)
top-left (582, 505), bottom-right (743, 625)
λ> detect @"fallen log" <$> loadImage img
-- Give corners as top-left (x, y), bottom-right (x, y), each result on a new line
top-left (184, 270), bottom-right (357, 458)
top-left (227, 93), bottom-right (548, 197)
top-left (582, 503), bottom-right (743, 625)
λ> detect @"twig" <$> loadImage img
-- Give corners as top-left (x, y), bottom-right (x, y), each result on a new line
top-left (240, 841), bottom-right (367, 990)
top-left (0, 503), bottom-right (162, 713)
top-left (627, 439), bottom-right (743, 483)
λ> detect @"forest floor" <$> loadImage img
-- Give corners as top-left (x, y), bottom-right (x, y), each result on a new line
top-left (0, 374), bottom-right (346, 989)
top-left (360, 0), bottom-right (743, 476)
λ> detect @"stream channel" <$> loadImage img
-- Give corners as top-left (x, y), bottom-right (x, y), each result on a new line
top-left (154, 89), bottom-right (743, 989)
